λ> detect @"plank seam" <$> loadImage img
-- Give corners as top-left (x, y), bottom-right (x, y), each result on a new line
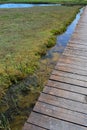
top-left (32, 111), bottom-right (87, 128)
top-left (49, 78), bottom-right (87, 89)
top-left (54, 69), bottom-right (87, 77)
top-left (26, 122), bottom-right (49, 130)
top-left (42, 92), bottom-right (87, 104)
top-left (56, 64), bottom-right (87, 71)
top-left (38, 100), bottom-right (87, 115)
top-left (46, 84), bottom-right (87, 96)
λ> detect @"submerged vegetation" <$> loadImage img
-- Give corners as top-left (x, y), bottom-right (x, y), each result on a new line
top-left (0, 5), bottom-right (81, 130)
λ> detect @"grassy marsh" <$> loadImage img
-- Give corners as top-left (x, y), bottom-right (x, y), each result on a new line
top-left (0, 5), bottom-right (81, 130)
top-left (0, 6), bottom-right (80, 97)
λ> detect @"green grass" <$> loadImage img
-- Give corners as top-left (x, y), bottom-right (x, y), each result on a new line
top-left (0, 6), bottom-right (80, 98)
top-left (0, 5), bottom-right (81, 130)
top-left (0, 0), bottom-right (87, 4)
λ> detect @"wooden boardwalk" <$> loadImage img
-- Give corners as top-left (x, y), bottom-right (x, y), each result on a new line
top-left (23, 6), bottom-right (87, 130)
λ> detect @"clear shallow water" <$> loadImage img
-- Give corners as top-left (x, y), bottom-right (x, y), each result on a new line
top-left (44, 8), bottom-right (83, 59)
top-left (0, 3), bottom-right (61, 8)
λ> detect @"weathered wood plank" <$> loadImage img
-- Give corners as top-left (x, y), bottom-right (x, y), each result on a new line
top-left (64, 49), bottom-right (87, 57)
top-left (50, 74), bottom-right (87, 88)
top-left (55, 62), bottom-right (87, 72)
top-left (67, 40), bottom-right (87, 46)
top-left (59, 55), bottom-right (87, 63)
top-left (67, 44), bottom-right (87, 49)
top-left (67, 46), bottom-right (87, 51)
top-left (66, 47), bottom-right (87, 53)
top-left (70, 36), bottom-right (87, 43)
top-left (23, 123), bottom-right (46, 130)
top-left (63, 53), bottom-right (87, 60)
top-left (28, 112), bottom-right (87, 130)
top-left (58, 58), bottom-right (87, 67)
top-left (39, 93), bottom-right (87, 114)
top-left (33, 102), bottom-right (87, 127)
top-left (59, 57), bottom-right (87, 64)
top-left (52, 70), bottom-right (87, 82)
top-left (71, 35), bottom-right (87, 41)
top-left (55, 65), bottom-right (87, 76)
top-left (43, 86), bottom-right (87, 103)
top-left (47, 80), bottom-right (87, 95)
top-left (65, 48), bottom-right (87, 55)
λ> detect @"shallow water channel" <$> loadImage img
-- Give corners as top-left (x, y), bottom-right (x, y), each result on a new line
top-left (42, 8), bottom-right (83, 61)
top-left (0, 3), bottom-right (61, 8)
top-left (0, 6), bottom-right (83, 130)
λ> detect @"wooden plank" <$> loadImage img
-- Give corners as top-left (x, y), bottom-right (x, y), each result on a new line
top-left (43, 86), bottom-right (86, 103)
top-left (66, 39), bottom-right (87, 48)
top-left (65, 48), bottom-right (87, 55)
top-left (52, 70), bottom-right (87, 82)
top-left (63, 52), bottom-right (87, 59)
top-left (71, 35), bottom-right (87, 41)
top-left (70, 36), bottom-right (87, 42)
top-left (64, 49), bottom-right (87, 57)
top-left (55, 62), bottom-right (87, 72)
top-left (72, 31), bottom-right (87, 37)
top-left (70, 34), bottom-right (87, 41)
top-left (63, 53), bottom-right (87, 60)
top-left (67, 44), bottom-right (87, 49)
top-left (47, 80), bottom-right (87, 95)
top-left (50, 74), bottom-right (87, 88)
top-left (65, 44), bottom-right (87, 50)
top-left (60, 55), bottom-right (87, 63)
top-left (33, 102), bottom-right (87, 127)
top-left (23, 123), bottom-right (46, 130)
top-left (55, 65), bottom-right (87, 76)
top-left (58, 58), bottom-right (87, 67)
top-left (39, 93), bottom-right (87, 114)
top-left (67, 45), bottom-right (87, 51)
top-left (68, 40), bottom-right (87, 46)
top-left (28, 112), bottom-right (87, 130)
top-left (65, 50), bottom-right (87, 57)
top-left (59, 57), bottom-right (87, 64)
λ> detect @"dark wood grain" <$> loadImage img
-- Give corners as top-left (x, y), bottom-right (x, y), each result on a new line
top-left (28, 112), bottom-right (87, 130)
top-left (39, 93), bottom-right (87, 114)
top-left (50, 74), bottom-right (87, 88)
top-left (34, 102), bottom-right (87, 127)
top-left (47, 80), bottom-right (87, 95)
top-left (52, 70), bottom-right (87, 81)
top-left (43, 86), bottom-right (87, 103)
top-left (55, 65), bottom-right (87, 76)
top-left (56, 62), bottom-right (87, 71)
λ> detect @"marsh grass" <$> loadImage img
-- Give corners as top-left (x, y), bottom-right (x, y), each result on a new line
top-left (0, 6), bottom-right (80, 97)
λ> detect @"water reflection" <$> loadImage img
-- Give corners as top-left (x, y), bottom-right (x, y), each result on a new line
top-left (44, 8), bottom-right (83, 59)
top-left (0, 3), bottom-right (61, 8)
